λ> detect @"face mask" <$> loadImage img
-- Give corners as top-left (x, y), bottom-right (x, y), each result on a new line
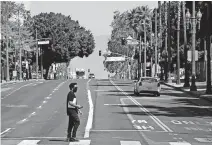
top-left (73, 87), bottom-right (77, 93)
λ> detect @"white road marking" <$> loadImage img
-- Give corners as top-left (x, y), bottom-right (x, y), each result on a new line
top-left (120, 141), bottom-right (141, 145)
top-left (1, 104), bottom-right (28, 108)
top-left (45, 97), bottom-right (51, 99)
top-left (110, 80), bottom-right (173, 133)
top-left (1, 128), bottom-right (11, 135)
top-left (37, 105), bottom-right (42, 109)
top-left (169, 143), bottom-right (191, 145)
top-left (2, 83), bottom-right (33, 99)
top-left (43, 100), bottom-right (47, 104)
top-left (84, 79), bottom-right (93, 138)
top-left (91, 129), bottom-right (156, 132)
top-left (69, 140), bottom-right (91, 145)
top-left (104, 104), bottom-right (125, 106)
top-left (17, 118), bottom-right (28, 124)
top-left (194, 137), bottom-right (212, 142)
top-left (29, 112), bottom-right (36, 117)
top-left (17, 140), bottom-right (40, 145)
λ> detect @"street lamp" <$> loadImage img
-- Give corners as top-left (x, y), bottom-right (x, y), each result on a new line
top-left (185, 3), bottom-right (202, 91)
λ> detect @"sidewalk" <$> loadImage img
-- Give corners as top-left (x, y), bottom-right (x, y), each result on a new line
top-left (162, 81), bottom-right (212, 103)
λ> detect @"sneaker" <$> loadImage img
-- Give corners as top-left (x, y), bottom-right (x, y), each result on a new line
top-left (70, 138), bottom-right (79, 142)
top-left (65, 138), bottom-right (70, 142)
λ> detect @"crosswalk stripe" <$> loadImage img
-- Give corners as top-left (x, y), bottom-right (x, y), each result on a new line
top-left (69, 140), bottom-right (91, 145)
top-left (120, 141), bottom-right (142, 145)
top-left (17, 140), bottom-right (40, 145)
top-left (169, 142), bottom-right (191, 145)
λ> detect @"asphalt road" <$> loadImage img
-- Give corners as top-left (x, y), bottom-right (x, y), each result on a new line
top-left (1, 79), bottom-right (212, 145)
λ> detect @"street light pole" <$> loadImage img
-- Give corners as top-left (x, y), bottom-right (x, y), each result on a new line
top-left (164, 1), bottom-right (168, 81)
top-left (155, 9), bottom-right (158, 77)
top-left (18, 9), bottom-right (22, 81)
top-left (176, 1), bottom-right (181, 85)
top-left (167, 1), bottom-right (172, 83)
top-left (36, 28), bottom-right (38, 80)
top-left (6, 3), bottom-right (10, 82)
top-left (183, 1), bottom-right (190, 87)
top-left (150, 19), bottom-right (153, 77)
top-left (190, 1), bottom-right (197, 91)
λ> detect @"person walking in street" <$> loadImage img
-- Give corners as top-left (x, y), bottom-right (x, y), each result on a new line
top-left (66, 83), bottom-right (83, 142)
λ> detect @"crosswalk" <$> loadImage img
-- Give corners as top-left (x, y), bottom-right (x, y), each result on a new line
top-left (1, 139), bottom-right (201, 145)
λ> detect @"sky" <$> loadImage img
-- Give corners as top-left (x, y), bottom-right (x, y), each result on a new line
top-left (21, 1), bottom-right (158, 79)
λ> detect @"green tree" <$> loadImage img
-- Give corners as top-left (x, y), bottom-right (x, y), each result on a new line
top-left (29, 12), bottom-right (95, 79)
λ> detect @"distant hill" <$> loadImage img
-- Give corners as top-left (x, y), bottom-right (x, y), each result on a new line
top-left (68, 35), bottom-right (111, 79)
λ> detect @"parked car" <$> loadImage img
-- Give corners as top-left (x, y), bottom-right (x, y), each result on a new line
top-left (134, 77), bottom-right (161, 96)
top-left (88, 73), bottom-right (95, 79)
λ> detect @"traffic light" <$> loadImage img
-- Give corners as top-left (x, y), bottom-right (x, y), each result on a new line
top-left (88, 69), bottom-right (90, 72)
top-left (99, 50), bottom-right (101, 56)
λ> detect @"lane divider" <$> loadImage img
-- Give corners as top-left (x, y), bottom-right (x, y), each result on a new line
top-left (110, 79), bottom-right (173, 133)
top-left (84, 79), bottom-right (93, 138)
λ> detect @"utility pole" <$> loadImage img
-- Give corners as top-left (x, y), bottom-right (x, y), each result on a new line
top-left (164, 1), bottom-right (168, 81)
top-left (36, 28), bottom-right (38, 80)
top-left (41, 45), bottom-right (43, 79)
top-left (144, 19), bottom-right (147, 77)
top-left (155, 9), bottom-right (158, 77)
top-left (183, 1), bottom-right (190, 87)
top-left (176, 1), bottom-right (181, 84)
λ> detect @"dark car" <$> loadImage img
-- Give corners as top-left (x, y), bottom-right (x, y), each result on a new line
top-left (88, 73), bottom-right (95, 79)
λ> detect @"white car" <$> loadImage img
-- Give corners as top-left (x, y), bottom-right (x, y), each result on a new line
top-left (134, 77), bottom-right (161, 96)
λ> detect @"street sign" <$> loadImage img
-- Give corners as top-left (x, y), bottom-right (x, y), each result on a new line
top-left (127, 39), bottom-right (139, 45)
top-left (38, 40), bottom-right (49, 45)
top-left (187, 50), bottom-right (198, 61)
top-left (105, 57), bottom-right (126, 62)
top-left (13, 71), bottom-right (17, 77)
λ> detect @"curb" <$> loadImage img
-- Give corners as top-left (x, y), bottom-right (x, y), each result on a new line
top-left (1, 79), bottom-right (45, 85)
top-left (161, 82), bottom-right (212, 103)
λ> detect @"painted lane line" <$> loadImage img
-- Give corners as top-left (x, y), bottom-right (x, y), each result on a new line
top-left (17, 140), bottom-right (40, 145)
top-left (114, 81), bottom-right (173, 132)
top-left (169, 143), bottom-right (191, 145)
top-left (17, 118), bottom-right (28, 124)
top-left (1, 104), bottom-right (28, 108)
top-left (84, 79), bottom-right (93, 138)
top-left (43, 100), bottom-right (47, 104)
top-left (112, 81), bottom-right (168, 132)
top-left (110, 80), bottom-right (173, 133)
top-left (2, 83), bottom-right (33, 99)
top-left (120, 141), bottom-right (141, 145)
top-left (28, 112), bottom-right (36, 117)
top-left (49, 94), bottom-right (52, 96)
top-left (69, 140), bottom-right (91, 145)
top-left (45, 97), bottom-right (51, 99)
top-left (1, 128), bottom-right (11, 135)
top-left (37, 105), bottom-right (42, 109)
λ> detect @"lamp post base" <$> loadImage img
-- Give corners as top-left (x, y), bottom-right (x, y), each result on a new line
top-left (190, 75), bottom-right (197, 91)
